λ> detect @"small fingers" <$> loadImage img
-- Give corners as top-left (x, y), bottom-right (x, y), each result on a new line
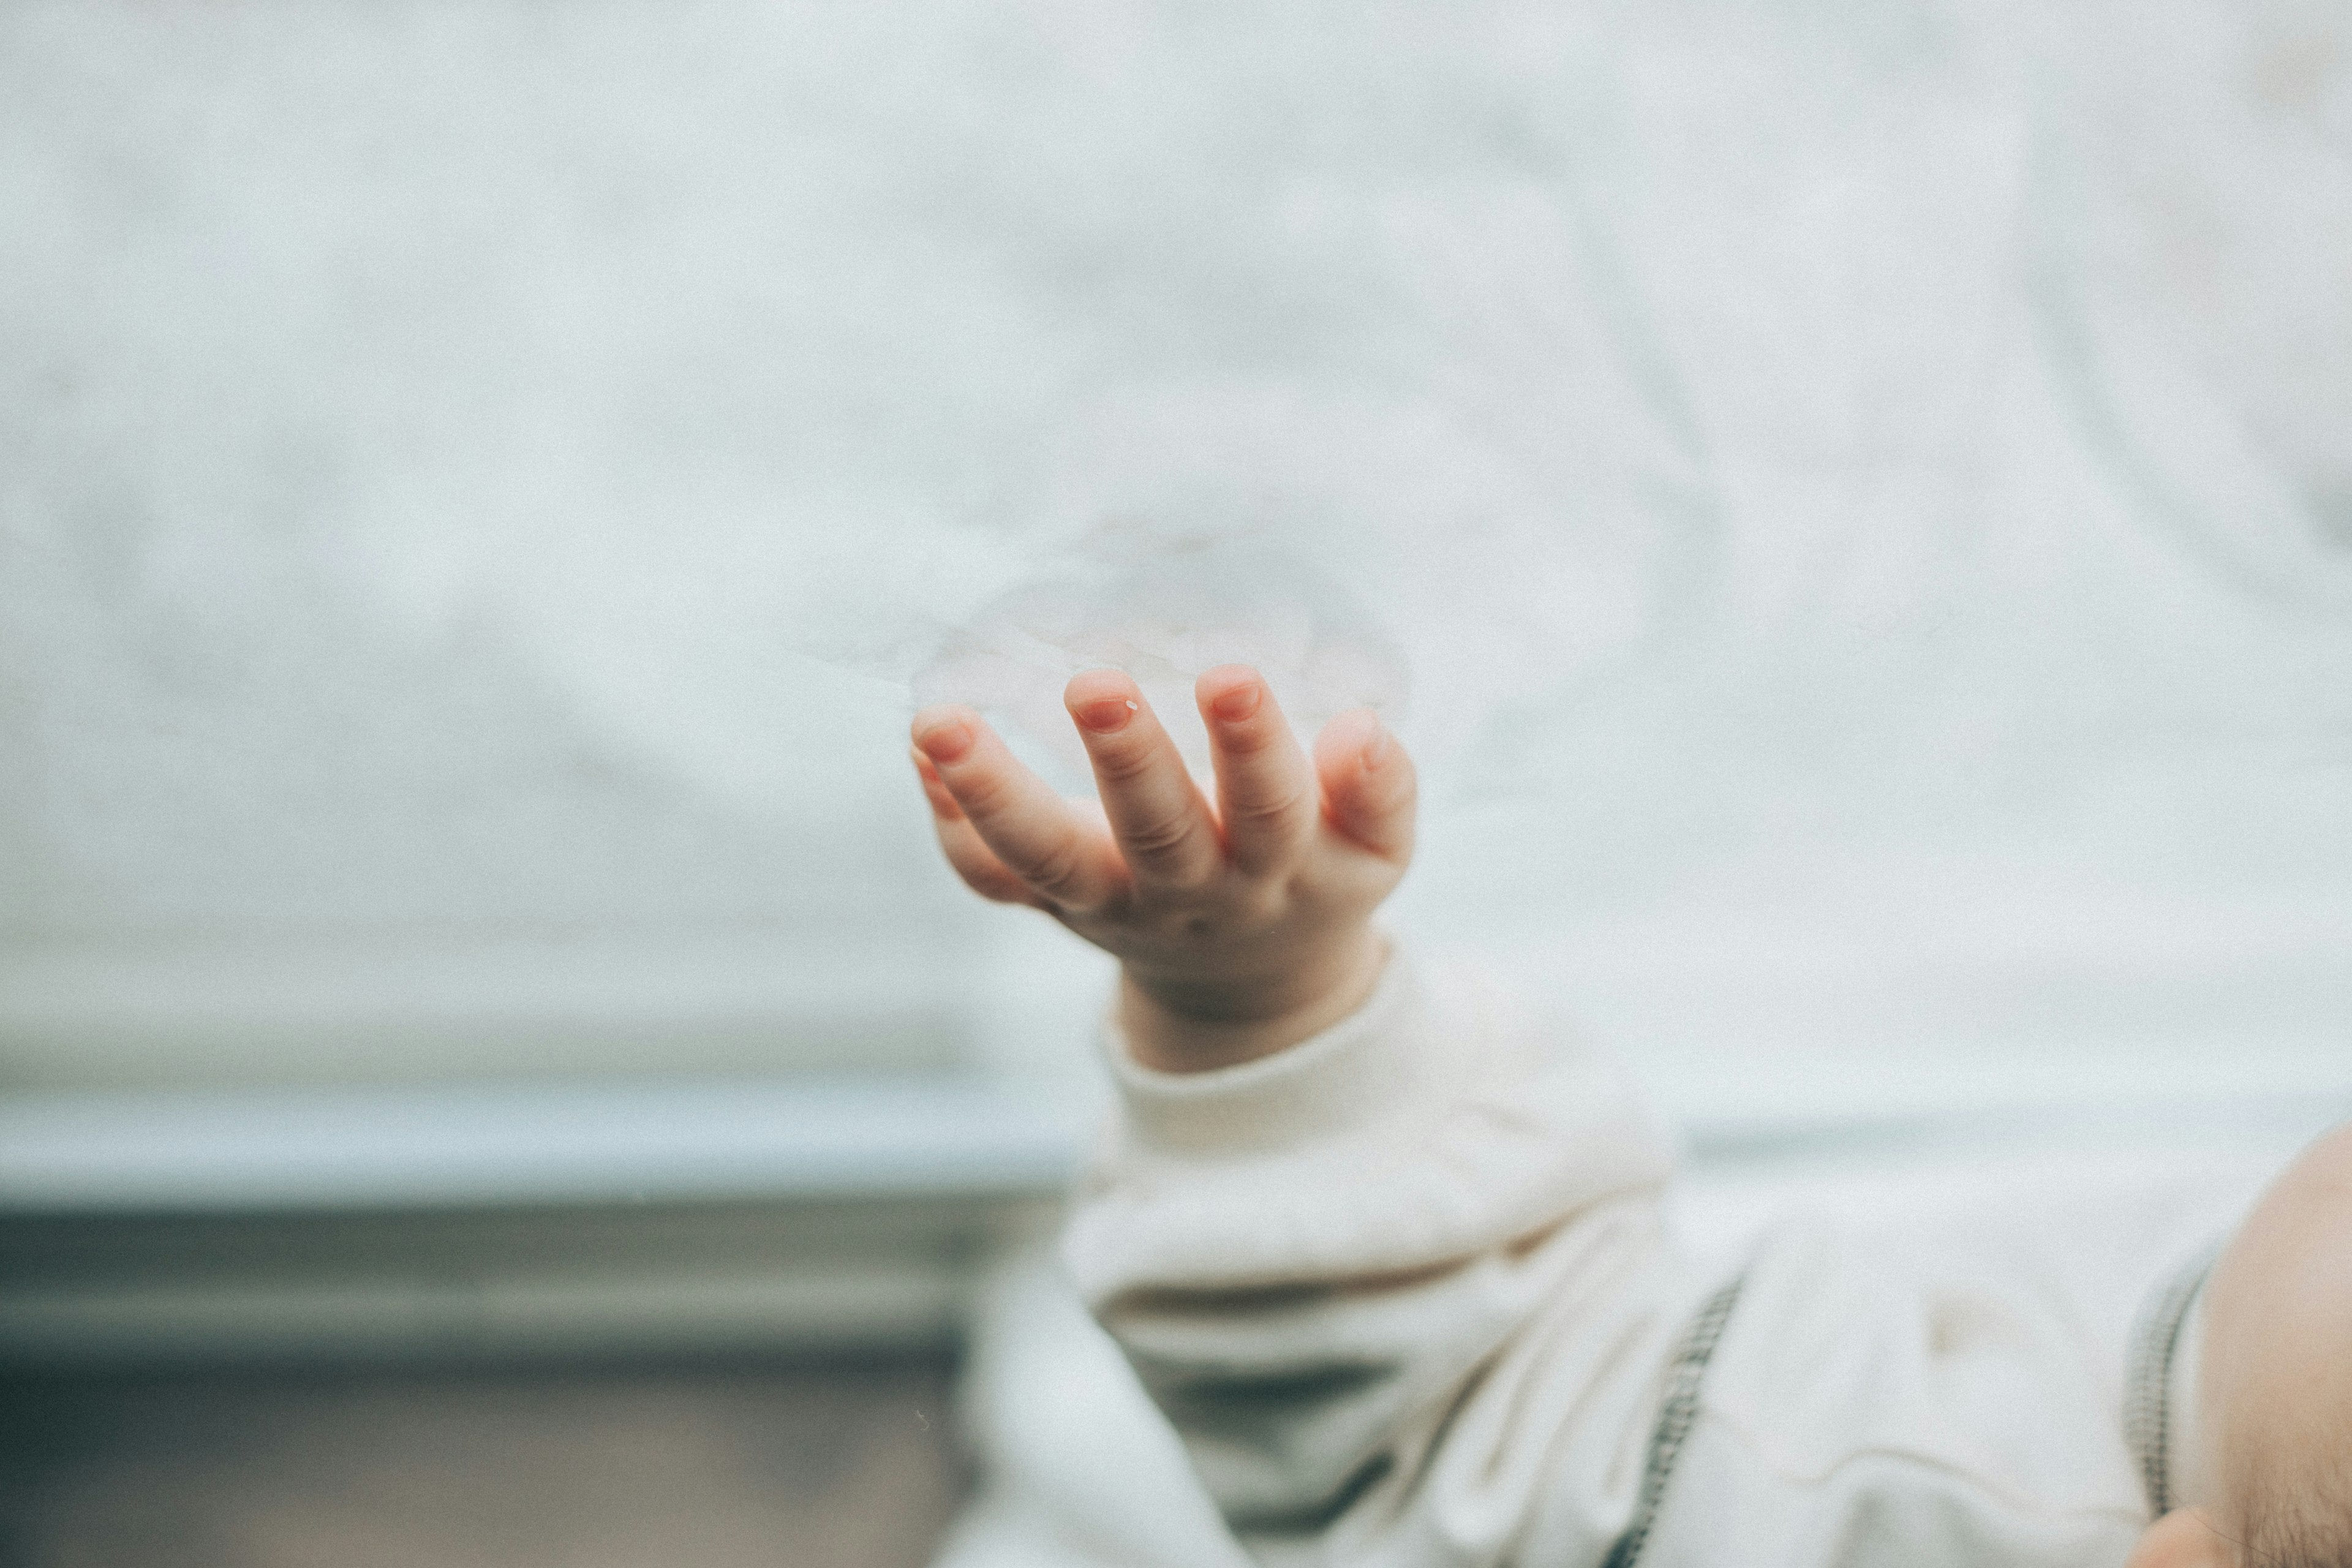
top-left (912, 707), bottom-right (1125, 911)
top-left (940, 820), bottom-right (1052, 907)
top-left (1065, 669), bottom-right (1223, 888)
top-left (911, 746), bottom-right (1040, 905)
top-left (1313, 709), bottom-right (1417, 864)
top-left (1196, 665), bottom-right (1316, 875)
top-left (910, 745), bottom-right (963, 821)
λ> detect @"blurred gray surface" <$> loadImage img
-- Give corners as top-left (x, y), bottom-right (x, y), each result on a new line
top-left (0, 1079), bottom-right (1076, 1213)
top-left (0, 1355), bottom-right (966, 1568)
top-left (0, 1194), bottom-right (1044, 1367)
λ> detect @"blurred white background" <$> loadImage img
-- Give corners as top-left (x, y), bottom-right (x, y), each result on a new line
top-left (4, 0), bottom-right (2349, 1115)
top-left (3, 10), bottom-right (2350, 1565)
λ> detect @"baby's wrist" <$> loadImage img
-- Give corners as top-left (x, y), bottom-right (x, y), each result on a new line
top-left (1118, 927), bottom-right (1387, 1074)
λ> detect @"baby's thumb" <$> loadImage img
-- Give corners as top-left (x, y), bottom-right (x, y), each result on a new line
top-left (1314, 709), bottom-right (1416, 862)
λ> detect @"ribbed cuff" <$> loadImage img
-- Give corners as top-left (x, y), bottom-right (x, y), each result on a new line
top-left (1099, 941), bottom-right (1444, 1159)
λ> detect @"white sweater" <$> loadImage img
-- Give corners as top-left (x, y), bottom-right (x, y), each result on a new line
top-left (1060, 949), bottom-right (2240, 1568)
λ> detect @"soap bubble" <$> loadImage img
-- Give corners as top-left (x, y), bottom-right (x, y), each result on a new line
top-left (912, 521), bottom-right (1408, 791)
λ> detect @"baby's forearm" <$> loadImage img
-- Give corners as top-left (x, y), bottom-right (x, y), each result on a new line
top-left (1068, 954), bottom-right (1687, 1564)
top-left (911, 667), bottom-right (1702, 1561)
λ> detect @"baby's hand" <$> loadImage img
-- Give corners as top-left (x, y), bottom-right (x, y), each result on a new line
top-left (910, 666), bottom-right (1415, 1072)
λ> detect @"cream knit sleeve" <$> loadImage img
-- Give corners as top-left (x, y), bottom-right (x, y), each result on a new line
top-left (1059, 946), bottom-right (1698, 1568)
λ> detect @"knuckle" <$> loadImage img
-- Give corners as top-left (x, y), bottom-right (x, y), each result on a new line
top-left (1022, 840), bottom-right (1093, 903)
top-left (1216, 721), bottom-right (1281, 757)
top-left (1091, 741), bottom-right (1159, 785)
top-left (1123, 809), bottom-right (1202, 863)
top-left (953, 770), bottom-right (1017, 821)
top-left (1227, 785), bottom-right (1309, 830)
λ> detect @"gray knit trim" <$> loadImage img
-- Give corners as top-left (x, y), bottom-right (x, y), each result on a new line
top-left (2123, 1240), bottom-right (2222, 1518)
top-left (1601, 1275), bottom-right (1746, 1568)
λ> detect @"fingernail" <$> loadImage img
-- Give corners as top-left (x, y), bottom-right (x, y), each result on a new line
top-left (914, 716), bottom-right (974, 764)
top-left (1360, 725), bottom-right (1393, 771)
top-left (908, 749), bottom-right (957, 817)
top-left (1076, 696), bottom-right (1139, 734)
top-left (1211, 682), bottom-right (1261, 723)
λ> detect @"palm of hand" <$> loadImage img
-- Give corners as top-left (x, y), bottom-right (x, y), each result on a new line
top-left (910, 665), bottom-right (1416, 1072)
